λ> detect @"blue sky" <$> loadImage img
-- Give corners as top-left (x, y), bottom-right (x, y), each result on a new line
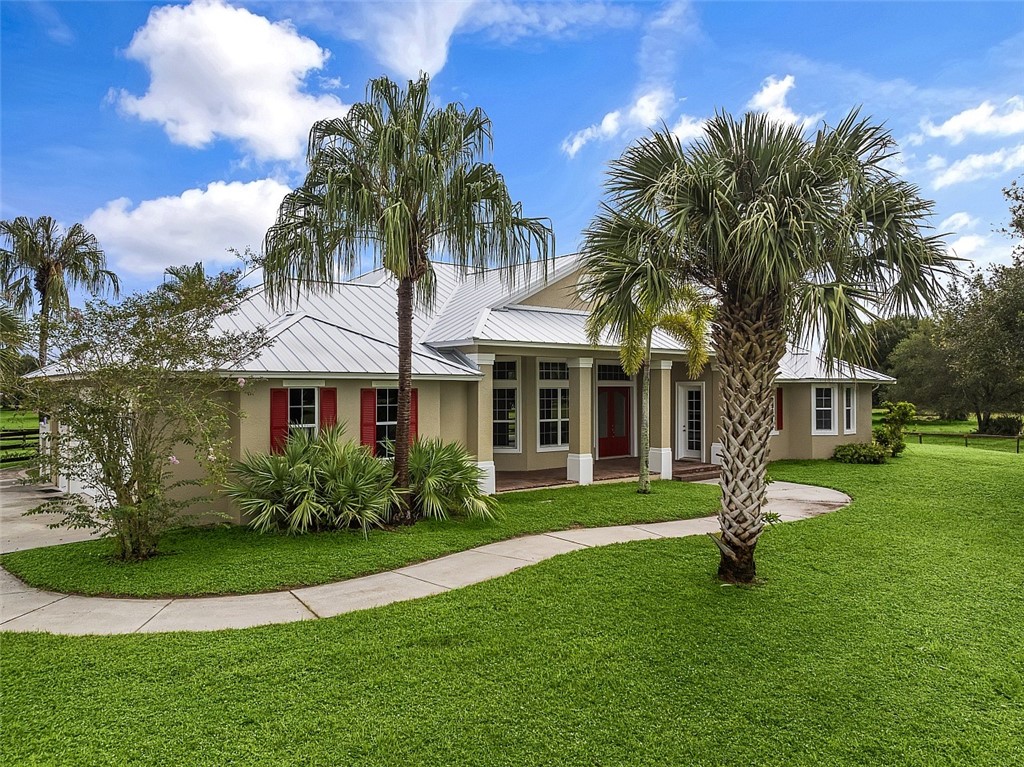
top-left (2, 0), bottom-right (1023, 294)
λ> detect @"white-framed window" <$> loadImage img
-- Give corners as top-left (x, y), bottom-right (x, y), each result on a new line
top-left (844, 385), bottom-right (857, 434)
top-left (493, 359), bottom-right (519, 452)
top-left (288, 388), bottom-right (318, 437)
top-left (538, 361), bottom-right (570, 450)
top-left (376, 388), bottom-right (398, 458)
top-left (811, 385), bottom-right (837, 436)
top-left (770, 387), bottom-right (782, 435)
top-left (596, 363), bottom-right (630, 381)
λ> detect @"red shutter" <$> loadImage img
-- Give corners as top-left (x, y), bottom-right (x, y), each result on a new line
top-left (319, 387), bottom-right (337, 430)
top-left (410, 388), bottom-right (418, 444)
top-left (360, 388), bottom-right (376, 454)
top-left (270, 388), bottom-right (289, 453)
top-left (775, 387), bottom-right (784, 431)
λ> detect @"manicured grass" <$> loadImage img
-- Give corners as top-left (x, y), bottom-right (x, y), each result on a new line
top-left (0, 408), bottom-right (39, 431)
top-left (1, 479), bottom-right (719, 597)
top-left (2, 443), bottom-right (1022, 766)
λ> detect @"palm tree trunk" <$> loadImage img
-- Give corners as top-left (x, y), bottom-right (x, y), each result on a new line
top-left (37, 286), bottom-right (49, 367)
top-left (393, 275), bottom-right (414, 523)
top-left (711, 297), bottom-right (787, 584)
top-left (638, 348), bottom-right (652, 494)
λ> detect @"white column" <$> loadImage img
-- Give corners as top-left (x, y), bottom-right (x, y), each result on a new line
top-left (466, 353), bottom-right (496, 495)
top-left (567, 357), bottom-right (594, 485)
top-left (650, 359), bottom-right (674, 479)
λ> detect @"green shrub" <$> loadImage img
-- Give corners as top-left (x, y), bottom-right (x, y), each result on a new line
top-left (409, 438), bottom-right (499, 521)
top-left (833, 442), bottom-right (888, 464)
top-left (872, 426), bottom-right (906, 457)
top-left (225, 427), bottom-right (397, 535)
top-left (980, 415), bottom-right (1023, 436)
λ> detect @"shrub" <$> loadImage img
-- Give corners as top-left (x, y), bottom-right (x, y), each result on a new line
top-left (226, 427), bottom-right (398, 535)
top-left (980, 415), bottom-right (1023, 436)
top-left (875, 400), bottom-right (916, 457)
top-left (833, 442), bottom-right (888, 464)
top-left (409, 438), bottom-right (499, 521)
top-left (872, 426), bottom-right (906, 457)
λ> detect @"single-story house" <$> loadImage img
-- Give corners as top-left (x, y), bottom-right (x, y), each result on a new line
top-left (39, 254), bottom-right (894, 519)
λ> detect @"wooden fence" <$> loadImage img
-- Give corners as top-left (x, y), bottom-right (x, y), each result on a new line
top-left (0, 428), bottom-right (37, 465)
top-left (907, 431), bottom-right (1021, 454)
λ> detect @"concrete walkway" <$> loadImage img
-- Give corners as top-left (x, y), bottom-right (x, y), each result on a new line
top-left (0, 481), bottom-right (850, 636)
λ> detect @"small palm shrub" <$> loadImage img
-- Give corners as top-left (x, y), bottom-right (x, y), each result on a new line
top-left (833, 442), bottom-right (888, 464)
top-left (408, 438), bottom-right (499, 521)
top-left (226, 427), bottom-right (397, 535)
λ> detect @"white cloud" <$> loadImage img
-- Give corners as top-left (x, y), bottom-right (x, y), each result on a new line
top-left (922, 97), bottom-right (1024, 144)
top-left (85, 179), bottom-right (291, 277)
top-left (746, 75), bottom-right (823, 130)
top-left (116, 0), bottom-right (347, 162)
top-left (561, 87), bottom-right (673, 158)
top-left (933, 144), bottom-right (1024, 189)
top-left (305, 1), bottom-right (636, 80)
top-left (947, 234), bottom-right (1015, 268)
top-left (670, 114), bottom-right (705, 143)
top-left (939, 212), bottom-right (979, 232)
top-left (27, 2), bottom-right (74, 44)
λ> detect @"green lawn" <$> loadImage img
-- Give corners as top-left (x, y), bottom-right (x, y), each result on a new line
top-left (0, 408), bottom-right (39, 468)
top-left (2, 443), bottom-right (1022, 766)
top-left (1, 479), bottom-right (719, 597)
top-left (873, 409), bottom-right (1022, 454)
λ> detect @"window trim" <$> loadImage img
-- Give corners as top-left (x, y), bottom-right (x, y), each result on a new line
top-left (537, 358), bottom-right (570, 452)
top-left (287, 387), bottom-right (319, 436)
top-left (493, 357), bottom-right (521, 454)
top-left (811, 385), bottom-right (838, 436)
top-left (375, 388), bottom-right (398, 459)
top-left (843, 385), bottom-right (857, 435)
top-left (770, 386), bottom-right (781, 436)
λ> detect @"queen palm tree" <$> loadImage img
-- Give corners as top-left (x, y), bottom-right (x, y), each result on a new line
top-left (263, 75), bottom-right (553, 519)
top-left (603, 111), bottom-right (957, 583)
top-left (578, 203), bottom-right (713, 493)
top-left (0, 216), bottom-right (119, 366)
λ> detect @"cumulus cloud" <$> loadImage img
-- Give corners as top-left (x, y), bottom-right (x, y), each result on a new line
top-left (932, 144), bottom-right (1024, 189)
top-left (746, 75), bottom-right (823, 130)
top-left (85, 179), bottom-right (291, 277)
top-left (115, 0), bottom-right (347, 162)
top-left (939, 212), bottom-right (979, 232)
top-left (670, 114), bottom-right (705, 143)
top-left (922, 97), bottom-right (1024, 144)
top-left (561, 87), bottom-right (673, 158)
top-left (947, 234), bottom-right (1015, 268)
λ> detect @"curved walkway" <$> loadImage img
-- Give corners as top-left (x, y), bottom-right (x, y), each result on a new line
top-left (0, 482), bottom-right (850, 636)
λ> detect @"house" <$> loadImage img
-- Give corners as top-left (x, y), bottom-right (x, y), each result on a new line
top-left (186, 254), bottom-right (890, 518)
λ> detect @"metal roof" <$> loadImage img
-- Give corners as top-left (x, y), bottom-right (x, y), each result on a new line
top-left (775, 348), bottom-right (896, 383)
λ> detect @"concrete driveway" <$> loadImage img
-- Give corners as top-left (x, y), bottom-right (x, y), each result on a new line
top-left (0, 478), bottom-right (98, 554)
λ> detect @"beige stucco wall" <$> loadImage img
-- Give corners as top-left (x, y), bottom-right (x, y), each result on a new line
top-left (770, 382), bottom-right (874, 460)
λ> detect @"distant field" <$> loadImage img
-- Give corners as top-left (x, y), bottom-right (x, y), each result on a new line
top-left (0, 409), bottom-right (39, 467)
top-left (872, 410), bottom-right (1021, 454)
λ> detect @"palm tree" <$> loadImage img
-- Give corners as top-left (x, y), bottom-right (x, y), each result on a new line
top-left (603, 111), bottom-right (957, 583)
top-left (161, 262), bottom-right (209, 297)
top-left (263, 75), bottom-right (553, 519)
top-left (0, 216), bottom-right (120, 366)
top-left (578, 203), bottom-right (713, 493)
top-left (0, 302), bottom-right (27, 383)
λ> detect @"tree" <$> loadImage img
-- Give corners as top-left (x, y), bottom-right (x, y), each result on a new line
top-left (17, 269), bottom-right (268, 561)
top-left (887, 320), bottom-right (966, 420)
top-left (0, 216), bottom-right (120, 366)
top-left (604, 112), bottom-right (955, 583)
top-left (578, 203), bottom-right (712, 494)
top-left (0, 302), bottom-right (27, 388)
top-left (263, 75), bottom-right (553, 520)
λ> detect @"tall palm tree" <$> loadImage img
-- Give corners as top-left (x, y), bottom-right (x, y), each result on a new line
top-left (0, 216), bottom-right (119, 366)
top-left (579, 203), bottom-right (713, 493)
top-left (603, 111), bottom-right (957, 583)
top-left (263, 75), bottom-right (553, 518)
top-left (0, 302), bottom-right (27, 383)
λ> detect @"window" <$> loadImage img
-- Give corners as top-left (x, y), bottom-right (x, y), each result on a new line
top-left (812, 386), bottom-right (837, 435)
top-left (844, 386), bottom-right (856, 434)
top-left (288, 388), bottom-right (317, 436)
top-left (493, 359), bottom-right (518, 451)
top-left (771, 387), bottom-right (783, 434)
top-left (597, 363), bottom-right (630, 381)
top-left (538, 361), bottom-right (570, 449)
top-left (376, 388), bottom-right (398, 457)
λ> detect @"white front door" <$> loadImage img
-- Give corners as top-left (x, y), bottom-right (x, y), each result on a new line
top-left (677, 384), bottom-right (704, 461)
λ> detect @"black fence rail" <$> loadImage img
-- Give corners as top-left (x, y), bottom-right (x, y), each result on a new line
top-left (0, 428), bottom-right (38, 465)
top-left (908, 431), bottom-right (1022, 454)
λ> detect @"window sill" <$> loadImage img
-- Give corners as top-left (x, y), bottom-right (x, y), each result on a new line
top-left (537, 445), bottom-right (570, 453)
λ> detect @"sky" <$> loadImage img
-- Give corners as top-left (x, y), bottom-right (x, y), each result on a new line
top-left (2, 0), bottom-right (1023, 295)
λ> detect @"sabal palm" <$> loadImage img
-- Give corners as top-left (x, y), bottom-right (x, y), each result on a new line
top-left (263, 75), bottom-right (553, 516)
top-left (606, 111), bottom-right (956, 582)
top-left (0, 302), bottom-right (27, 382)
top-left (579, 203), bottom-right (713, 493)
top-left (0, 215), bottom-right (119, 366)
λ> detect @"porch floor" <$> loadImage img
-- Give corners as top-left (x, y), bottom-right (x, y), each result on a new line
top-left (495, 457), bottom-right (719, 493)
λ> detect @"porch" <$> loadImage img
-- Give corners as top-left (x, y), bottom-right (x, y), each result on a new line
top-left (495, 457), bottom-right (719, 493)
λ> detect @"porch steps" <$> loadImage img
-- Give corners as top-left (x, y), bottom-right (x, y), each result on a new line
top-left (672, 463), bottom-right (720, 483)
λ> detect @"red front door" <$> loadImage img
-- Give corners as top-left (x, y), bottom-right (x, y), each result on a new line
top-left (598, 386), bottom-right (631, 458)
